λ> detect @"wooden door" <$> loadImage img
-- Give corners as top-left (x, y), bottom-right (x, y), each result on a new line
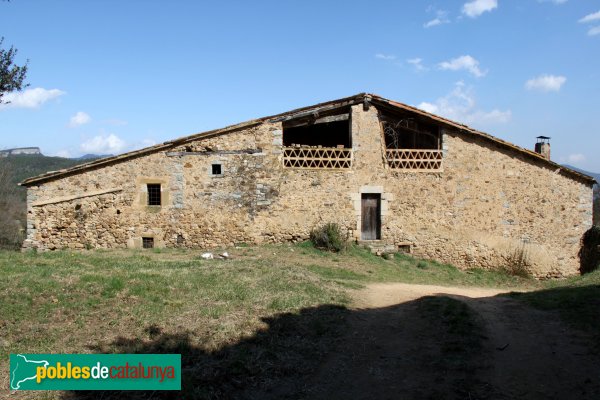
top-left (361, 194), bottom-right (381, 240)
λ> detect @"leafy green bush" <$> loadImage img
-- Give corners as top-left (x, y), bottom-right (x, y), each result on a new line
top-left (309, 223), bottom-right (345, 252)
top-left (579, 225), bottom-right (600, 274)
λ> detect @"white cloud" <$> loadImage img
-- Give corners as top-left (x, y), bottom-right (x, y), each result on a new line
top-left (567, 153), bottom-right (586, 164)
top-left (424, 18), bottom-right (443, 28)
top-left (52, 149), bottom-right (72, 158)
top-left (525, 74), bottom-right (566, 92)
top-left (588, 26), bottom-right (600, 36)
top-left (0, 87), bottom-right (65, 110)
top-left (467, 109), bottom-right (512, 124)
top-left (407, 57), bottom-right (426, 71)
top-left (375, 53), bottom-right (396, 60)
top-left (68, 111), bottom-right (91, 127)
top-left (559, 153), bottom-right (586, 165)
top-left (578, 10), bottom-right (600, 24)
top-left (438, 55), bottom-right (487, 77)
top-left (462, 0), bottom-right (497, 18)
top-left (80, 134), bottom-right (126, 155)
top-left (417, 81), bottom-right (511, 126)
top-left (417, 101), bottom-right (438, 114)
top-left (424, 8), bottom-right (450, 28)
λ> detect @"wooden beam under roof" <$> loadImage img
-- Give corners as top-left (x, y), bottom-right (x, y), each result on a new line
top-left (283, 113), bottom-right (349, 128)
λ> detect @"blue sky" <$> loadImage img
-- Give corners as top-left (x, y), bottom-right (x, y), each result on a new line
top-left (1, 0), bottom-right (599, 171)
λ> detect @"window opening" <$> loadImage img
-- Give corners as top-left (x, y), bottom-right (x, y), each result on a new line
top-left (381, 112), bottom-right (442, 170)
top-left (211, 164), bottom-right (222, 175)
top-left (282, 111), bottom-right (352, 169)
top-left (142, 237), bottom-right (154, 249)
top-left (147, 184), bottom-right (161, 206)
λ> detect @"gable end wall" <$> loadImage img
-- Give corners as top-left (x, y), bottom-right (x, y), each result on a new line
top-left (24, 105), bottom-right (593, 278)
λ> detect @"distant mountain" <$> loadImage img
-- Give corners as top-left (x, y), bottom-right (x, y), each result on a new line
top-left (0, 147), bottom-right (41, 157)
top-left (0, 154), bottom-right (91, 200)
top-left (76, 154), bottom-right (113, 160)
top-left (563, 165), bottom-right (600, 184)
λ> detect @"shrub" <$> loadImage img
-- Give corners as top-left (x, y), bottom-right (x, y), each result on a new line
top-left (503, 244), bottom-right (531, 278)
top-left (309, 223), bottom-right (345, 252)
top-left (579, 225), bottom-right (600, 274)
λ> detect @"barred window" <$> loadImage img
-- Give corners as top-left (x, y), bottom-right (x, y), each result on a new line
top-left (147, 184), bottom-right (161, 206)
top-left (142, 237), bottom-right (154, 249)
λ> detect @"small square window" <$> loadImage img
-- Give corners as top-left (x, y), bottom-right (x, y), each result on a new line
top-left (147, 184), bottom-right (161, 206)
top-left (142, 237), bottom-right (154, 249)
top-left (211, 164), bottom-right (222, 175)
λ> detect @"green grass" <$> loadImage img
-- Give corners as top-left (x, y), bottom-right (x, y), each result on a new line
top-left (0, 244), bottom-right (544, 399)
top-left (0, 248), bottom-right (350, 359)
top-left (304, 243), bottom-right (535, 289)
top-left (0, 244), bottom-right (533, 359)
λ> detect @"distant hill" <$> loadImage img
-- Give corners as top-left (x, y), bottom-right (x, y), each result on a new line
top-left (564, 165), bottom-right (600, 224)
top-left (563, 165), bottom-right (600, 185)
top-left (77, 153), bottom-right (112, 160)
top-left (0, 154), bottom-right (99, 200)
top-left (0, 147), bottom-right (41, 157)
top-left (0, 153), bottom-right (106, 248)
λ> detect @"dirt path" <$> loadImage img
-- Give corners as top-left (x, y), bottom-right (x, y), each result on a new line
top-left (304, 283), bottom-right (600, 400)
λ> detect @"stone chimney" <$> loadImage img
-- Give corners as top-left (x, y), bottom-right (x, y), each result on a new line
top-left (535, 136), bottom-right (551, 160)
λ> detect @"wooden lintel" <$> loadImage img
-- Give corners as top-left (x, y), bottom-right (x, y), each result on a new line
top-left (271, 101), bottom-right (353, 123)
top-left (283, 113), bottom-right (349, 128)
top-left (32, 188), bottom-right (123, 207)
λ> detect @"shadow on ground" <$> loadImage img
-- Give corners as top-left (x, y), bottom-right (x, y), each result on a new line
top-left (61, 286), bottom-right (600, 400)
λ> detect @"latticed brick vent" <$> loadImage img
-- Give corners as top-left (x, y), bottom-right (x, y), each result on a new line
top-left (385, 149), bottom-right (442, 171)
top-left (283, 147), bottom-right (352, 169)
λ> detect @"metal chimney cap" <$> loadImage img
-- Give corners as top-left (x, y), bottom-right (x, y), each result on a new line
top-left (536, 136), bottom-right (551, 143)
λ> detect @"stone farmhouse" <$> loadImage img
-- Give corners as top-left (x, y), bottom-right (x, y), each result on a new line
top-left (21, 94), bottom-right (595, 277)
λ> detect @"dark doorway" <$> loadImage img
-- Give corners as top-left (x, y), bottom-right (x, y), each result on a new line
top-left (361, 194), bottom-right (381, 240)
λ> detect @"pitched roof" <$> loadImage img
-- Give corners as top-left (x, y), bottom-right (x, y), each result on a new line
top-left (20, 93), bottom-right (596, 186)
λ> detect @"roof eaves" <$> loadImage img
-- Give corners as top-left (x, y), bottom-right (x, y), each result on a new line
top-left (20, 93), bottom-right (368, 186)
top-left (19, 119), bottom-right (264, 186)
top-left (20, 92), bottom-right (594, 187)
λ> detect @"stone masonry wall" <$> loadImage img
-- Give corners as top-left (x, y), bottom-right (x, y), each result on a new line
top-left (24, 105), bottom-right (593, 278)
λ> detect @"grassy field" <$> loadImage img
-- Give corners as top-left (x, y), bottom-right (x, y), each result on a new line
top-left (1, 243), bottom-right (597, 398)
